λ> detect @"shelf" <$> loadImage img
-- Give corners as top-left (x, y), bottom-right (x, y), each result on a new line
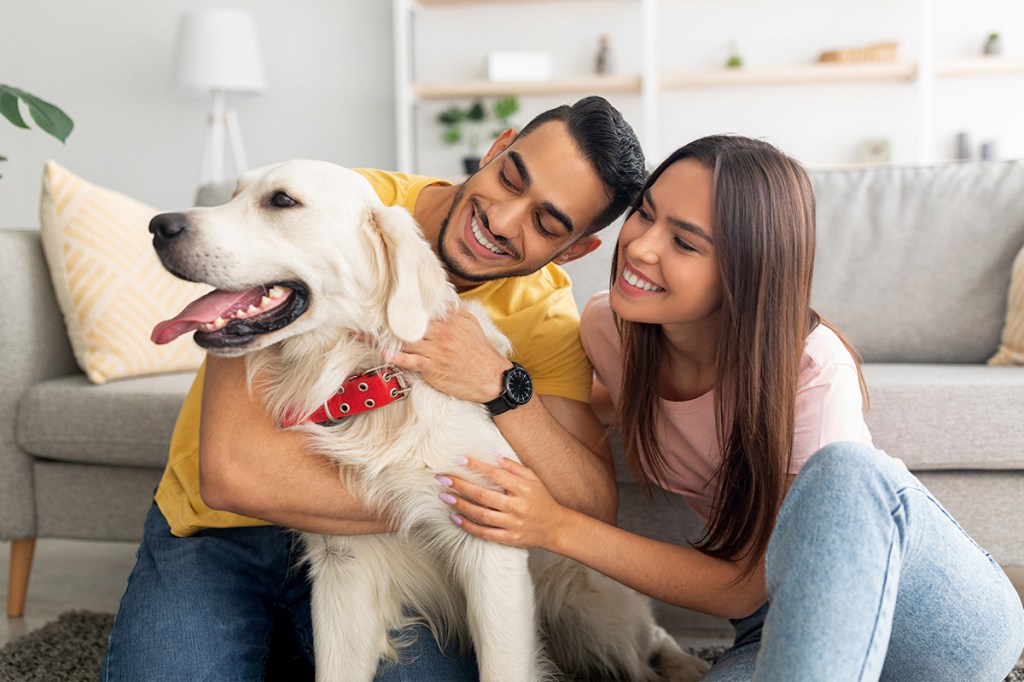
top-left (412, 74), bottom-right (642, 99)
top-left (397, 0), bottom-right (1024, 172)
top-left (662, 62), bottom-right (918, 88)
top-left (936, 57), bottom-right (1024, 77)
top-left (415, 0), bottom-right (619, 5)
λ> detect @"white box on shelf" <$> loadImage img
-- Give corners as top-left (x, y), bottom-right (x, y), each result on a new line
top-left (487, 52), bottom-right (551, 82)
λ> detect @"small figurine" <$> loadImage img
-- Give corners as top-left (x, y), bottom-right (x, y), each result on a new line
top-left (595, 34), bottom-right (611, 75)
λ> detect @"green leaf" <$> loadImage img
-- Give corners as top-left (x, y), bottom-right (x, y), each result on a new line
top-left (0, 84), bottom-right (74, 142)
top-left (437, 105), bottom-right (466, 126)
top-left (493, 95), bottom-right (519, 120)
top-left (0, 89), bottom-right (29, 129)
top-left (22, 94), bottom-right (73, 142)
top-left (466, 101), bottom-right (486, 122)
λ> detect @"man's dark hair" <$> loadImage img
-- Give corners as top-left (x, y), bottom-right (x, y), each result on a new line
top-left (518, 96), bottom-right (647, 235)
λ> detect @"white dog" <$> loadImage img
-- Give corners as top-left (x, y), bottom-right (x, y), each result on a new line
top-left (150, 160), bottom-right (709, 682)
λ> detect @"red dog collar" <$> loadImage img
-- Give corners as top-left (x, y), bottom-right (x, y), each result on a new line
top-left (281, 366), bottom-right (409, 427)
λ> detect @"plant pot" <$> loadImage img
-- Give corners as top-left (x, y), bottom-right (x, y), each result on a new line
top-left (463, 156), bottom-right (482, 175)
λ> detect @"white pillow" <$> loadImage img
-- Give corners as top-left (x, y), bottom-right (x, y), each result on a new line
top-left (39, 161), bottom-right (209, 383)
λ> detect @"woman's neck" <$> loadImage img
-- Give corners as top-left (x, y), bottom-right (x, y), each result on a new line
top-left (658, 321), bottom-right (719, 402)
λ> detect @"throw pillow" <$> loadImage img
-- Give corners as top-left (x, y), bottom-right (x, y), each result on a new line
top-left (989, 244), bottom-right (1024, 365)
top-left (39, 161), bottom-right (209, 384)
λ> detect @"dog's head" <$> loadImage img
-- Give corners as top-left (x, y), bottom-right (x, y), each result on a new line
top-left (150, 160), bottom-right (454, 356)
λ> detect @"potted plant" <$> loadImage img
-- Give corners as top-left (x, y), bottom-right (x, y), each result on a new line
top-left (0, 85), bottom-right (74, 177)
top-left (437, 95), bottom-right (519, 175)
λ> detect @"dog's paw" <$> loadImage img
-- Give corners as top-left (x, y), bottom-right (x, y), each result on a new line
top-left (660, 653), bottom-right (710, 682)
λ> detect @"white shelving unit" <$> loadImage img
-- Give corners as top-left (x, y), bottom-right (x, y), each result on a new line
top-left (394, 0), bottom-right (1024, 172)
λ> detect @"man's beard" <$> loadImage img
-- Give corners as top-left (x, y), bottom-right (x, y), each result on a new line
top-left (437, 180), bottom-right (535, 285)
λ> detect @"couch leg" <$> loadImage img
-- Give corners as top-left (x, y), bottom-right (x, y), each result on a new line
top-left (7, 537), bottom-right (36, 617)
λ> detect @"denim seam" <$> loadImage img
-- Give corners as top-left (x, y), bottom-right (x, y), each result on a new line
top-left (858, 524), bottom-right (898, 682)
top-left (895, 484), bottom-right (995, 563)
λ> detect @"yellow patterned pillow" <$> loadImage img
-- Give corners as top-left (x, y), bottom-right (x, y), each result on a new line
top-left (989, 244), bottom-right (1024, 365)
top-left (39, 161), bottom-right (209, 383)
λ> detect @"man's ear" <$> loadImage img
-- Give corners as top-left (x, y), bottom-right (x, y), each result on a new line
top-left (554, 235), bottom-right (602, 265)
top-left (480, 128), bottom-right (518, 166)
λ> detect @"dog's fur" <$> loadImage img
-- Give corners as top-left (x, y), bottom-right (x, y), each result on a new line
top-left (150, 160), bottom-right (709, 682)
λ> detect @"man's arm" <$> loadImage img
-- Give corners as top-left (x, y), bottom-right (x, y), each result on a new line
top-left (199, 354), bottom-right (392, 535)
top-left (389, 309), bottom-right (618, 524)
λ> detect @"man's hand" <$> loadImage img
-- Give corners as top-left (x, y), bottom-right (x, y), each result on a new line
top-left (389, 309), bottom-right (511, 403)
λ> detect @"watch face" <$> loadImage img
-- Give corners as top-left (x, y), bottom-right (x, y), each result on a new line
top-left (504, 366), bottom-right (533, 405)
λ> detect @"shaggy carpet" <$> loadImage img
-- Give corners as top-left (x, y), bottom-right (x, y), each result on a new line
top-left (0, 610), bottom-right (1021, 681)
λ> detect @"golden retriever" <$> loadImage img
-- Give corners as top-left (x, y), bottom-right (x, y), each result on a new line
top-left (149, 160), bottom-right (709, 682)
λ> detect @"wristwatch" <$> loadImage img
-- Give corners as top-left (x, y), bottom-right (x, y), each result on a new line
top-left (483, 362), bottom-right (533, 417)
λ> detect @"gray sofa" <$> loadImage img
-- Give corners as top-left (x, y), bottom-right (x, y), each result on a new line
top-left (4, 160), bottom-right (1023, 644)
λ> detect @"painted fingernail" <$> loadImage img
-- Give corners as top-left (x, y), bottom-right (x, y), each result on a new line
top-left (450, 513), bottom-right (463, 526)
top-left (455, 456), bottom-right (469, 466)
top-left (440, 493), bottom-right (457, 505)
top-left (435, 475), bottom-right (453, 487)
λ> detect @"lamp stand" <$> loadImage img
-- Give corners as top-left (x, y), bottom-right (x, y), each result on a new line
top-left (198, 89), bottom-right (249, 185)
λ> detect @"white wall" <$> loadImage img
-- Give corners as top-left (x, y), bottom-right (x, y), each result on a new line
top-left (4, 0), bottom-right (1022, 229)
top-left (0, 0), bottom-right (394, 229)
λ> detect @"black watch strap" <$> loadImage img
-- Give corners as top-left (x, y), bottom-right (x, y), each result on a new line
top-left (483, 363), bottom-right (533, 417)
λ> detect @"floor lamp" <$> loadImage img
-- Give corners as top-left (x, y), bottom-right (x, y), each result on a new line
top-left (173, 7), bottom-right (267, 187)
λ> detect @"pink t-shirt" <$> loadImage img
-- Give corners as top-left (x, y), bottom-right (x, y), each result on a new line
top-left (580, 292), bottom-right (873, 523)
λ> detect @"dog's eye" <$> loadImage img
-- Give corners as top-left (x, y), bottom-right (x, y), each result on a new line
top-left (269, 192), bottom-right (297, 208)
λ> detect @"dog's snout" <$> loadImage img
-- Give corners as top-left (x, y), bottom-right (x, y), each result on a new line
top-left (149, 212), bottom-right (190, 241)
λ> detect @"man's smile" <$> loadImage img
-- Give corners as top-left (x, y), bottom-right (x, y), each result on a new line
top-left (462, 204), bottom-right (517, 261)
top-left (471, 213), bottom-right (508, 256)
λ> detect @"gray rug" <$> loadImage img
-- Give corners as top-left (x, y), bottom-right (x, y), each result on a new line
top-left (1, 610), bottom-right (1021, 681)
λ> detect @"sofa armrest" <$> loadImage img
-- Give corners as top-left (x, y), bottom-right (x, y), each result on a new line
top-left (0, 229), bottom-right (80, 539)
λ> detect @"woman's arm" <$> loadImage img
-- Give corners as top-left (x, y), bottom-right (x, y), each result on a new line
top-left (440, 456), bottom-right (770, 620)
top-left (199, 354), bottom-right (392, 535)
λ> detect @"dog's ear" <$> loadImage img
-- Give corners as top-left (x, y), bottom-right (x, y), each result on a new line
top-left (370, 204), bottom-right (452, 343)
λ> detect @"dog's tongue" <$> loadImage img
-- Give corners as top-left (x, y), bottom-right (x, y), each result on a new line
top-left (151, 288), bottom-right (266, 345)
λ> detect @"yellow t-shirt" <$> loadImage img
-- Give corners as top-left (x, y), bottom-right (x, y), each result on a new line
top-left (155, 168), bottom-right (593, 537)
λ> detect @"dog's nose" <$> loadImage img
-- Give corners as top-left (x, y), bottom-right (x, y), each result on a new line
top-left (149, 212), bottom-right (189, 240)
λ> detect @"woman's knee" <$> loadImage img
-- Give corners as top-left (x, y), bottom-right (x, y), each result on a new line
top-left (800, 441), bottom-right (887, 480)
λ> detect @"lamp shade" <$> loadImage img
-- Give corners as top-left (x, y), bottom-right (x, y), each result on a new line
top-left (174, 7), bottom-right (267, 94)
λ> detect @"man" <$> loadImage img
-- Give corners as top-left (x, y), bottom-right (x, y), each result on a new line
top-left (102, 96), bottom-right (647, 681)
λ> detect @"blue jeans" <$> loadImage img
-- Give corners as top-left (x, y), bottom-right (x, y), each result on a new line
top-left (703, 442), bottom-right (1024, 682)
top-left (101, 504), bottom-right (478, 681)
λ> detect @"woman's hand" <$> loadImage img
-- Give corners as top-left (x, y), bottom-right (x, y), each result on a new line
top-left (438, 456), bottom-right (571, 551)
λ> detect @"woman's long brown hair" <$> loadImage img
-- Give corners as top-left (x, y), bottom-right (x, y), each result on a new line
top-left (611, 135), bottom-right (865, 576)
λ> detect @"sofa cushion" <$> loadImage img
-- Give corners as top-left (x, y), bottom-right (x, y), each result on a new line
top-left (39, 161), bottom-right (209, 383)
top-left (811, 159), bottom-right (1024, 363)
top-left (862, 364), bottom-right (1024, 470)
top-left (989, 243), bottom-right (1024, 365)
top-left (17, 372), bottom-right (195, 468)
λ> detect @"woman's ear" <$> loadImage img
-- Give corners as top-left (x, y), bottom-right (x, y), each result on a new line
top-left (480, 128), bottom-right (518, 166)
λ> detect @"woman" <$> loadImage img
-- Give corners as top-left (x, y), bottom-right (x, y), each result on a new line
top-left (438, 135), bottom-right (1024, 680)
